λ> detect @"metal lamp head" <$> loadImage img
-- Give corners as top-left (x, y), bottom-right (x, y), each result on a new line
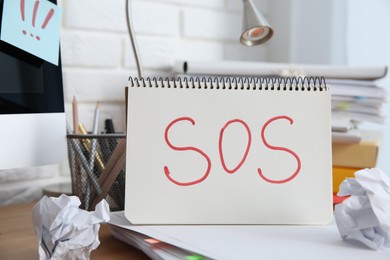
top-left (240, 0), bottom-right (273, 46)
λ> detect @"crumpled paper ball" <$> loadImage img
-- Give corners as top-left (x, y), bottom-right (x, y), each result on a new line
top-left (32, 194), bottom-right (110, 260)
top-left (334, 168), bottom-right (390, 251)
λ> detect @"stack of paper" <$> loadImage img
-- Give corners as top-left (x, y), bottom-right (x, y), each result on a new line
top-left (110, 225), bottom-right (202, 260)
top-left (109, 211), bottom-right (390, 260)
top-left (329, 79), bottom-right (386, 124)
top-left (328, 78), bottom-right (387, 144)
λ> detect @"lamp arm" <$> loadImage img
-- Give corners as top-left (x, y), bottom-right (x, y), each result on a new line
top-left (125, 0), bottom-right (144, 78)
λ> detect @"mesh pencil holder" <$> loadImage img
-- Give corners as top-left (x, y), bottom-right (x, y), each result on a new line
top-left (66, 133), bottom-right (126, 211)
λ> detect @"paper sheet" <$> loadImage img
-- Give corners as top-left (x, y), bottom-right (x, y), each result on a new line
top-left (32, 195), bottom-right (110, 260)
top-left (334, 168), bottom-right (390, 251)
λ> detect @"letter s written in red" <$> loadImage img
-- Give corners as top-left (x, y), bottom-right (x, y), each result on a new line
top-left (257, 115), bottom-right (301, 184)
top-left (164, 117), bottom-right (211, 186)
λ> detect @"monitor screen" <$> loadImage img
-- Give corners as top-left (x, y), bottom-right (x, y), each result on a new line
top-left (0, 0), bottom-right (66, 169)
top-left (0, 28), bottom-right (64, 113)
top-left (0, 50), bottom-right (44, 94)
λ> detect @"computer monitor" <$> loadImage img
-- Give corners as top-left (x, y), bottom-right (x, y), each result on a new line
top-left (0, 0), bottom-right (66, 169)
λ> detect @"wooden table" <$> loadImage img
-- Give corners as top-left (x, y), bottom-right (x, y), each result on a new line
top-left (0, 203), bottom-right (150, 259)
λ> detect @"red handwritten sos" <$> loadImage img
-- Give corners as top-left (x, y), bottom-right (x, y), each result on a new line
top-left (164, 116), bottom-right (301, 186)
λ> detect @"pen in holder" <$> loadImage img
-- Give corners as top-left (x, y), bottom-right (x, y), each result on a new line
top-left (66, 133), bottom-right (126, 211)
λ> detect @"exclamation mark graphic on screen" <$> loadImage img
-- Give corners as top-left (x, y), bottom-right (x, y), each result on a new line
top-left (20, 0), bottom-right (55, 41)
top-left (20, 0), bottom-right (26, 35)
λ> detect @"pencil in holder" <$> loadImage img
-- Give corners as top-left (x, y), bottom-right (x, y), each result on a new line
top-left (66, 133), bottom-right (126, 211)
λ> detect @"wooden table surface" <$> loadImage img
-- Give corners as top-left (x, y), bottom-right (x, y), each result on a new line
top-left (0, 202), bottom-right (150, 259)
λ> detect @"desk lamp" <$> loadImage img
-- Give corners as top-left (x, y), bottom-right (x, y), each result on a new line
top-left (241, 0), bottom-right (273, 46)
top-left (125, 0), bottom-right (273, 78)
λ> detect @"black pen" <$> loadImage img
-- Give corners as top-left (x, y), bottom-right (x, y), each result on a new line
top-left (105, 118), bottom-right (116, 134)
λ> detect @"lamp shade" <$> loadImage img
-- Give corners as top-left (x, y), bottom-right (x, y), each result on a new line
top-left (240, 0), bottom-right (273, 46)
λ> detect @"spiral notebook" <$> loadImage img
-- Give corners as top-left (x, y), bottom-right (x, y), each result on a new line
top-left (125, 77), bottom-right (333, 225)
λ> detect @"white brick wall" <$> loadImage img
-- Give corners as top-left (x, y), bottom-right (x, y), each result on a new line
top-left (182, 8), bottom-right (240, 41)
top-left (0, 0), bottom-right (270, 206)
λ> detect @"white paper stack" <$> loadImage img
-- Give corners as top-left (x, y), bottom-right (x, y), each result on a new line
top-left (328, 78), bottom-right (387, 144)
top-left (110, 225), bottom-right (205, 260)
top-left (109, 211), bottom-right (390, 260)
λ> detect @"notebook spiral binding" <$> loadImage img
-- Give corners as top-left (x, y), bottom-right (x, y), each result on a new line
top-left (128, 76), bottom-right (327, 91)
